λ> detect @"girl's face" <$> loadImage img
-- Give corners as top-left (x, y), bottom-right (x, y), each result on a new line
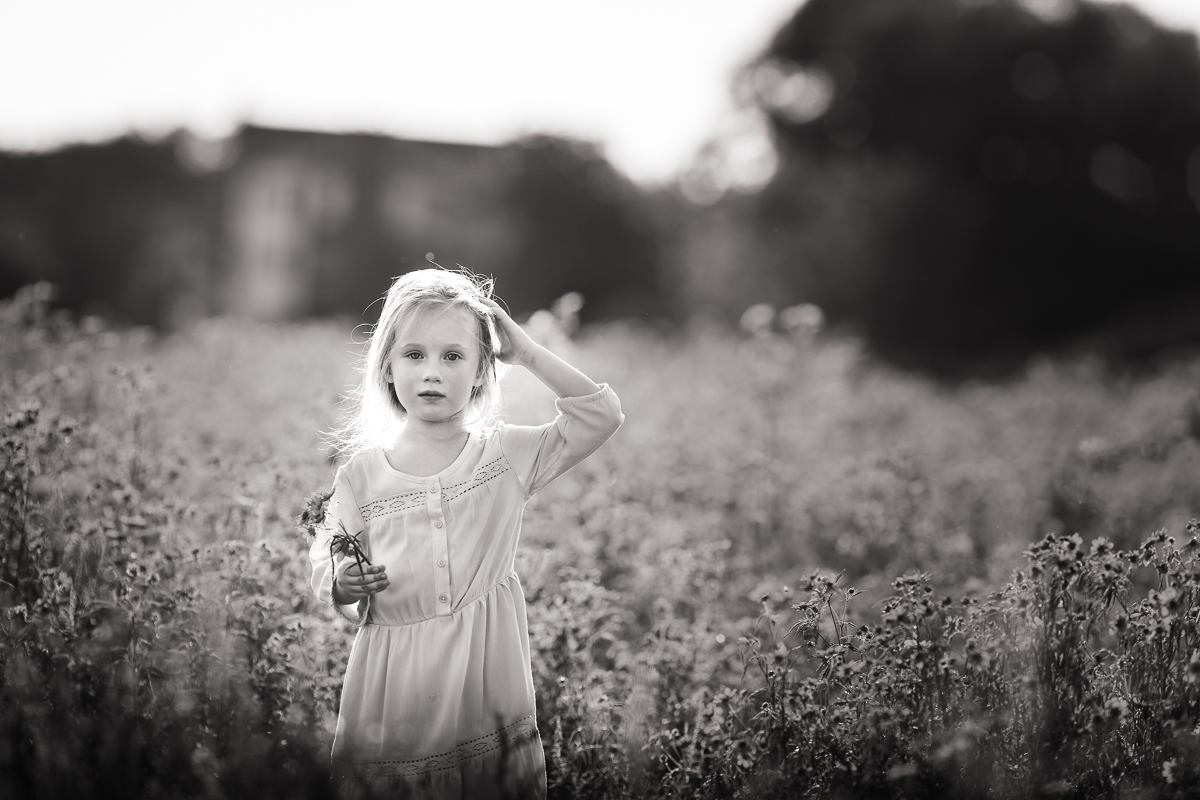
top-left (386, 304), bottom-right (483, 428)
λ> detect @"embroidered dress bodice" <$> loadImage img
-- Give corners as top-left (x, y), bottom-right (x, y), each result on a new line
top-left (309, 384), bottom-right (623, 798)
top-left (351, 448), bottom-right (526, 628)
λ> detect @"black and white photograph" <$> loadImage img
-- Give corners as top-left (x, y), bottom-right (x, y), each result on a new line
top-left (4, 0), bottom-right (1200, 797)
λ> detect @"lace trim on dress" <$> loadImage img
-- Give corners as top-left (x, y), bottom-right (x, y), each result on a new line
top-left (358, 457), bottom-right (512, 522)
top-left (442, 456), bottom-right (511, 503)
top-left (359, 489), bottom-right (427, 523)
top-left (348, 715), bottom-right (539, 778)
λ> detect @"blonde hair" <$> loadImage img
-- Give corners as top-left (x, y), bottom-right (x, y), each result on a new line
top-left (330, 269), bottom-right (502, 458)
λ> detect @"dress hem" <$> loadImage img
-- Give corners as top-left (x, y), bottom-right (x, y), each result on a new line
top-left (339, 714), bottom-right (540, 779)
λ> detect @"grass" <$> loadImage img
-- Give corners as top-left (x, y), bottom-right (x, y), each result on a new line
top-left (3, 283), bottom-right (1200, 798)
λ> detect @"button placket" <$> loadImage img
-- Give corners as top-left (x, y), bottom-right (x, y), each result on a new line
top-left (426, 481), bottom-right (452, 614)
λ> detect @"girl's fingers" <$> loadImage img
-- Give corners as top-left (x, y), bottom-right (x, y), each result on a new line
top-left (347, 564), bottom-right (385, 579)
top-left (482, 298), bottom-right (514, 328)
top-left (349, 570), bottom-right (389, 590)
top-left (338, 563), bottom-right (388, 599)
top-left (349, 582), bottom-right (389, 599)
top-left (340, 579), bottom-right (389, 601)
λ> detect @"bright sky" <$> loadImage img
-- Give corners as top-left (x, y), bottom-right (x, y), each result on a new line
top-left (4, 0), bottom-right (1199, 185)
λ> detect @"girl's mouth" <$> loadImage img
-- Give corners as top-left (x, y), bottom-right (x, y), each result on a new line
top-left (418, 391), bottom-right (445, 399)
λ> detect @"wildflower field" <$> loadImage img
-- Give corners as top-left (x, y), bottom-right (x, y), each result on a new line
top-left (3, 284), bottom-right (1200, 799)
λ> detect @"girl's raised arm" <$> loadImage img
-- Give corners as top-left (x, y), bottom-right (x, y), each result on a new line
top-left (485, 299), bottom-right (601, 398)
top-left (486, 298), bottom-right (622, 498)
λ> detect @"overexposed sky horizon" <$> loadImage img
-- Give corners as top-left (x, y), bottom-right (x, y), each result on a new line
top-left (4, 0), bottom-right (1199, 185)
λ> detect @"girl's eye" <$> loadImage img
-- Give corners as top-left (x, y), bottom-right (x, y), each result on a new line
top-left (445, 353), bottom-right (462, 362)
top-left (405, 352), bottom-right (422, 360)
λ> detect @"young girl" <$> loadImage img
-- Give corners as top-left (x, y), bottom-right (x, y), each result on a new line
top-left (309, 269), bottom-right (623, 799)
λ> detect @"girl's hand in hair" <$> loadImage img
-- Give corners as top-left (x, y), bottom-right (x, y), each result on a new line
top-left (484, 299), bottom-right (537, 366)
top-left (483, 298), bottom-right (601, 399)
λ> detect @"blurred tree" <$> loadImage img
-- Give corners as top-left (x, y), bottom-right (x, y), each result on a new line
top-left (0, 138), bottom-right (216, 327)
top-left (754, 0), bottom-right (1200, 369)
top-left (502, 136), bottom-right (663, 321)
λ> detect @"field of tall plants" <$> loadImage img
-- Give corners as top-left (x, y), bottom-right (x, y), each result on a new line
top-left (3, 283), bottom-right (1200, 799)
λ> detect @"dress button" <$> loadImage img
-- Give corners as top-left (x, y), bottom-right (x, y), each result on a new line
top-left (434, 521), bottom-right (443, 528)
top-left (437, 558), bottom-right (446, 567)
top-left (439, 594), bottom-right (448, 603)
top-left (428, 486), bottom-right (438, 494)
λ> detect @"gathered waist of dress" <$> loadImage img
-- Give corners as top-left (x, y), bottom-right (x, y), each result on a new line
top-left (364, 571), bottom-right (523, 629)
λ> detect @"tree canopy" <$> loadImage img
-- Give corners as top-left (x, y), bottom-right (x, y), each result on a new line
top-left (755, 0), bottom-right (1200, 369)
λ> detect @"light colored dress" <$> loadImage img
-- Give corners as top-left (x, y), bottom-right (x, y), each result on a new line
top-left (310, 384), bottom-right (623, 799)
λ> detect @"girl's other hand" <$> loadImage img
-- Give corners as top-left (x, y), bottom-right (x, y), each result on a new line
top-left (333, 561), bottom-right (389, 604)
top-left (484, 299), bottom-right (537, 366)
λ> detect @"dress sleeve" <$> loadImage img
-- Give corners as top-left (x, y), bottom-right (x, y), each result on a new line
top-left (309, 465), bottom-right (369, 626)
top-left (500, 383), bottom-right (624, 499)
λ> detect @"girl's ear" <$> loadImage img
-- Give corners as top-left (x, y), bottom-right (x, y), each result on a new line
top-left (385, 367), bottom-right (393, 383)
